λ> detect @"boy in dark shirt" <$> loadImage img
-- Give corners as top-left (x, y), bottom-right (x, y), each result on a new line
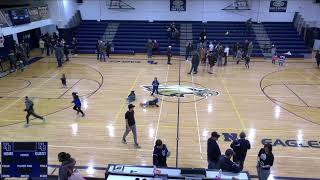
top-left (122, 104), bottom-right (140, 148)
top-left (230, 132), bottom-right (251, 170)
top-left (153, 139), bottom-right (170, 167)
top-left (217, 149), bottom-right (241, 173)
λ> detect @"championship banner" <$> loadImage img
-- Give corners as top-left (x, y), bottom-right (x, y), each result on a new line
top-left (38, 6), bottom-right (49, 20)
top-left (170, 0), bottom-right (186, 11)
top-left (269, 0), bottom-right (287, 12)
top-left (29, 7), bottom-right (40, 22)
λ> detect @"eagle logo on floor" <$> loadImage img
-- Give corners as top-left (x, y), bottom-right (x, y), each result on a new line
top-left (142, 85), bottom-right (219, 97)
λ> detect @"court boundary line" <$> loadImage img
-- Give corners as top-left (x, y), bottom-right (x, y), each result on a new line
top-left (189, 63), bottom-right (204, 160)
top-left (283, 83), bottom-right (310, 107)
top-left (218, 73), bottom-right (247, 130)
top-left (260, 69), bottom-right (320, 126)
top-left (0, 62), bottom-right (104, 128)
top-left (113, 70), bottom-right (141, 124)
top-left (153, 64), bottom-right (170, 144)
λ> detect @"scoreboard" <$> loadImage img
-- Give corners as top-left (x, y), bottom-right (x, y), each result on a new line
top-left (1, 142), bottom-right (48, 178)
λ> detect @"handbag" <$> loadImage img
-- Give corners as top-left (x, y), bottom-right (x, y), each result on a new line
top-left (68, 169), bottom-right (86, 180)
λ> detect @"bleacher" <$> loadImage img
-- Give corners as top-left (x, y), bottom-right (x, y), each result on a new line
top-left (263, 22), bottom-right (311, 58)
top-left (193, 21), bottom-right (264, 57)
top-left (112, 21), bottom-right (180, 54)
top-left (74, 20), bottom-right (109, 54)
top-left (72, 20), bottom-right (310, 58)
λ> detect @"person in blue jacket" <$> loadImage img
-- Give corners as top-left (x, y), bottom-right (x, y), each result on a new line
top-left (151, 77), bottom-right (159, 96)
top-left (71, 92), bottom-right (85, 117)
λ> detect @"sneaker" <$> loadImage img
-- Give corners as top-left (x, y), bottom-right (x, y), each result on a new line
top-left (122, 139), bottom-right (127, 144)
top-left (134, 144), bottom-right (141, 149)
top-left (82, 113), bottom-right (85, 117)
top-left (24, 124), bottom-right (29, 128)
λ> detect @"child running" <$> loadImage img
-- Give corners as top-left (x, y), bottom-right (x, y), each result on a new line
top-left (279, 55), bottom-right (285, 66)
top-left (61, 74), bottom-right (67, 88)
top-left (271, 54), bottom-right (277, 64)
top-left (71, 92), bottom-right (85, 117)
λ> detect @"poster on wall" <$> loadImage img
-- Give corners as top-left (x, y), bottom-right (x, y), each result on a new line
top-left (170, 0), bottom-right (186, 11)
top-left (29, 7), bottom-right (40, 22)
top-left (269, 0), bottom-right (287, 12)
top-left (38, 6), bottom-right (49, 20)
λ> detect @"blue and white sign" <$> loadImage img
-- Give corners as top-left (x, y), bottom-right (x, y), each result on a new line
top-left (170, 0), bottom-right (186, 11)
top-left (269, 0), bottom-right (287, 12)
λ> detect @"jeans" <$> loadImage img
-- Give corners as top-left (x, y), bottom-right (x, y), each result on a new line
top-left (189, 63), bottom-right (199, 74)
top-left (100, 52), bottom-right (106, 61)
top-left (152, 86), bottom-right (159, 95)
top-left (257, 167), bottom-right (270, 180)
top-left (122, 124), bottom-right (138, 145)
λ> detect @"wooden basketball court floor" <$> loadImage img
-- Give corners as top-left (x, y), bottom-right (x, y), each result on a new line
top-left (0, 54), bottom-right (319, 179)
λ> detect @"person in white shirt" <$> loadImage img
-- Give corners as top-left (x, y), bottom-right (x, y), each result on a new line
top-left (209, 41), bottom-right (214, 52)
top-left (39, 39), bottom-right (45, 55)
top-left (224, 46), bottom-right (230, 66)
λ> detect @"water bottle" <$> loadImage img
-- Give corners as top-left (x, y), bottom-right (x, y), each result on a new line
top-left (215, 169), bottom-right (222, 180)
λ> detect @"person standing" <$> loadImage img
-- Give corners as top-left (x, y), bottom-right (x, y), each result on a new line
top-left (39, 38), bottom-right (45, 55)
top-left (185, 42), bottom-right (193, 61)
top-left (55, 43), bottom-right (63, 68)
top-left (153, 139), bottom-right (170, 167)
top-left (9, 50), bottom-right (17, 72)
top-left (247, 41), bottom-right (253, 57)
top-left (167, 46), bottom-right (172, 65)
top-left (71, 37), bottom-right (78, 55)
top-left (71, 92), bottom-right (85, 117)
top-left (279, 55), bottom-right (285, 67)
top-left (146, 39), bottom-right (153, 61)
top-left (63, 44), bottom-right (69, 61)
top-left (232, 42), bottom-right (240, 60)
top-left (151, 77), bottom-right (159, 96)
top-left (122, 104), bottom-right (141, 148)
top-left (58, 152), bottom-right (76, 180)
top-left (61, 74), bottom-right (67, 88)
top-left (24, 96), bottom-right (46, 127)
top-left (315, 50), bottom-right (320, 68)
top-left (257, 144), bottom-right (274, 180)
top-left (244, 55), bottom-right (250, 69)
top-left (207, 131), bottom-right (221, 169)
top-left (230, 132), bottom-right (251, 170)
top-left (271, 44), bottom-right (276, 56)
top-left (99, 41), bottom-right (106, 62)
top-left (96, 40), bottom-right (100, 60)
top-left (217, 149), bottom-right (241, 173)
top-left (106, 41), bottom-right (111, 59)
top-left (224, 46), bottom-right (230, 66)
top-left (188, 50), bottom-right (200, 74)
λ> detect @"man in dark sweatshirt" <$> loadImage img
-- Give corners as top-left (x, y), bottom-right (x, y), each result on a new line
top-left (188, 50), bottom-right (200, 74)
top-left (207, 131), bottom-right (221, 169)
top-left (24, 96), bottom-right (46, 127)
top-left (218, 149), bottom-right (241, 173)
top-left (230, 132), bottom-right (251, 170)
top-left (153, 139), bottom-right (170, 167)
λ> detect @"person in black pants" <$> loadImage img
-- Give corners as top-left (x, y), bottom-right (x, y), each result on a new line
top-left (153, 139), bottom-right (170, 167)
top-left (167, 46), bottom-right (172, 65)
top-left (315, 50), bottom-right (320, 68)
top-left (0, 58), bottom-right (3, 72)
top-left (106, 41), bottom-right (111, 58)
top-left (257, 144), bottom-right (274, 180)
top-left (71, 92), bottom-right (85, 117)
top-left (230, 132), bottom-right (251, 170)
top-left (63, 44), bottom-right (69, 61)
top-left (185, 42), bottom-right (193, 60)
top-left (24, 96), bottom-right (46, 127)
top-left (151, 77), bottom-right (159, 96)
top-left (188, 50), bottom-right (200, 74)
top-left (207, 131), bottom-right (221, 169)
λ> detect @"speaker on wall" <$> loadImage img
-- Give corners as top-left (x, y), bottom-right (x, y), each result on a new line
top-left (77, 0), bottom-right (83, 3)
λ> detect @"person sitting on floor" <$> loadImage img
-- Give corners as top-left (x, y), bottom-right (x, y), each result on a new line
top-left (140, 97), bottom-right (159, 107)
top-left (127, 91), bottom-right (136, 103)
